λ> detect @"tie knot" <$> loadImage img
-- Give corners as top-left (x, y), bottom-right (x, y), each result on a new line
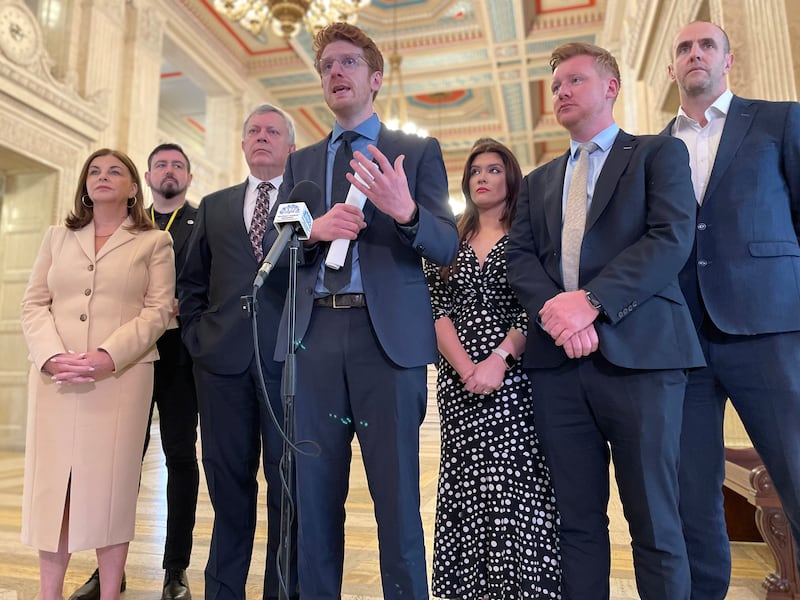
top-left (257, 181), bottom-right (275, 193)
top-left (577, 141), bottom-right (599, 157)
top-left (338, 130), bottom-right (360, 146)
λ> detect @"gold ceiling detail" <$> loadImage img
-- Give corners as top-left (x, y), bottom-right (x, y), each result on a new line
top-left (212, 0), bottom-right (370, 39)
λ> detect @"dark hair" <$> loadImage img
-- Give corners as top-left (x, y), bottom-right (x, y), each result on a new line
top-left (550, 41), bottom-right (621, 88)
top-left (313, 22), bottom-right (383, 99)
top-left (147, 143), bottom-right (192, 173)
top-left (65, 148), bottom-right (153, 232)
top-left (441, 138), bottom-right (522, 281)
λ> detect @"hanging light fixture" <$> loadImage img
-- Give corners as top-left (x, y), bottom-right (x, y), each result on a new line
top-left (383, 5), bottom-right (427, 138)
top-left (213, 0), bottom-right (371, 39)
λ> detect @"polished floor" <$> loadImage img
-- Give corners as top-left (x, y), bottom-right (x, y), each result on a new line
top-left (0, 376), bottom-right (779, 599)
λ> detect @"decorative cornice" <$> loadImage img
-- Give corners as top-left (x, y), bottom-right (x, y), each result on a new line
top-left (0, 54), bottom-right (108, 136)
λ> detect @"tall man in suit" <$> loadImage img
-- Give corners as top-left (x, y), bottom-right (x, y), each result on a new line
top-left (664, 21), bottom-right (800, 599)
top-left (69, 143), bottom-right (198, 600)
top-left (271, 23), bottom-right (458, 600)
top-left (506, 42), bottom-right (704, 600)
top-left (179, 104), bottom-right (297, 600)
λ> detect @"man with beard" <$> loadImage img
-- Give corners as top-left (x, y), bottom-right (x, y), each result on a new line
top-left (68, 143), bottom-right (198, 600)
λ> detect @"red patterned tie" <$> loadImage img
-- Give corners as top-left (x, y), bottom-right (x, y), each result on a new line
top-left (250, 181), bottom-right (274, 262)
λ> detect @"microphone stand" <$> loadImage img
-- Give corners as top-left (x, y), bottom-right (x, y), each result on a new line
top-left (277, 233), bottom-right (300, 600)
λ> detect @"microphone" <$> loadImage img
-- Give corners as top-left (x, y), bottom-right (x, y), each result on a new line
top-left (252, 180), bottom-right (318, 289)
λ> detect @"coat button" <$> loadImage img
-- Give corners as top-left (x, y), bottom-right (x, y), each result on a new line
top-left (698, 259), bottom-right (708, 267)
top-left (80, 314), bottom-right (87, 321)
top-left (697, 222), bottom-right (707, 230)
top-left (84, 289), bottom-right (92, 296)
top-left (88, 264), bottom-right (94, 271)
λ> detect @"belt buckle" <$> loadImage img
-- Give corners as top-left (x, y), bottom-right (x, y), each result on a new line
top-left (332, 294), bottom-right (350, 309)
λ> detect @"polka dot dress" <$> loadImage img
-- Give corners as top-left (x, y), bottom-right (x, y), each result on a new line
top-left (424, 236), bottom-right (561, 599)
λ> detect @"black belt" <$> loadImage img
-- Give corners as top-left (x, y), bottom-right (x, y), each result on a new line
top-left (313, 293), bottom-right (367, 309)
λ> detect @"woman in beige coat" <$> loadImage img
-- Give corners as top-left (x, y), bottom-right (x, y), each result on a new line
top-left (20, 148), bottom-right (175, 600)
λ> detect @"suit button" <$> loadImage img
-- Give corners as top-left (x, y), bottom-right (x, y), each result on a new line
top-left (698, 259), bottom-right (708, 267)
top-left (697, 222), bottom-right (707, 230)
top-left (80, 314), bottom-right (87, 321)
top-left (84, 289), bottom-right (92, 296)
top-left (416, 244), bottom-right (425, 252)
top-left (88, 264), bottom-right (94, 271)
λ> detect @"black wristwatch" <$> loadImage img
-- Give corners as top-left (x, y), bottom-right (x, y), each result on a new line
top-left (584, 290), bottom-right (604, 314)
top-left (491, 348), bottom-right (517, 370)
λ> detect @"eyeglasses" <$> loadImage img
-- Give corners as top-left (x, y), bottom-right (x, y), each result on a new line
top-left (318, 54), bottom-right (367, 76)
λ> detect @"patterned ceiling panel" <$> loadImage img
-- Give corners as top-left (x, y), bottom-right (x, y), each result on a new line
top-left (171, 0), bottom-right (607, 191)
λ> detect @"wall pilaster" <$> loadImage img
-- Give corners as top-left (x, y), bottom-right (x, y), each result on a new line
top-left (712, 0), bottom-right (796, 101)
top-left (120, 0), bottom-right (165, 166)
top-left (78, 0), bottom-right (127, 148)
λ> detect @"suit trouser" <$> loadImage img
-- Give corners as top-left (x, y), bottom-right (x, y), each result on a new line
top-left (194, 356), bottom-right (293, 600)
top-left (145, 343), bottom-right (199, 570)
top-left (680, 321), bottom-right (800, 600)
top-left (530, 353), bottom-right (689, 600)
top-left (293, 306), bottom-right (429, 600)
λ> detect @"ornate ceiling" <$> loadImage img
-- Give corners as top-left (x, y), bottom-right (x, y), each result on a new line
top-left (168, 0), bottom-right (607, 184)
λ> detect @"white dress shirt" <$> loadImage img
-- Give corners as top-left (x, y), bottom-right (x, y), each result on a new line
top-left (672, 88), bottom-right (733, 204)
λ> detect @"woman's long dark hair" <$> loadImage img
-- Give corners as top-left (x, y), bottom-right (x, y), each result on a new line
top-left (440, 138), bottom-right (523, 281)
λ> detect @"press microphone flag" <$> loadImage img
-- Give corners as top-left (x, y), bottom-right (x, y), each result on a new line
top-left (253, 180), bottom-right (319, 289)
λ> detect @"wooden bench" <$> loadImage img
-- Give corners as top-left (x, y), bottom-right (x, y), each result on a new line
top-left (725, 447), bottom-right (800, 598)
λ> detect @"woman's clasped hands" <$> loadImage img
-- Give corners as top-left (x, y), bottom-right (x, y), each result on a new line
top-left (44, 350), bottom-right (115, 384)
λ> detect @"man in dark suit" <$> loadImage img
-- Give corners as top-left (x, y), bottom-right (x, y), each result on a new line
top-left (69, 143), bottom-right (199, 600)
top-left (178, 105), bottom-right (297, 600)
top-left (506, 42), bottom-right (705, 600)
top-left (664, 21), bottom-right (800, 599)
top-left (271, 23), bottom-right (457, 600)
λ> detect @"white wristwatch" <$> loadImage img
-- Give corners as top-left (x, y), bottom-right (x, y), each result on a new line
top-left (491, 348), bottom-right (517, 370)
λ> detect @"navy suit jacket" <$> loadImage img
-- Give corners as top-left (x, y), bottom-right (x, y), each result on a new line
top-left (507, 129), bottom-right (705, 371)
top-left (662, 95), bottom-right (800, 335)
top-left (178, 182), bottom-right (288, 375)
top-left (272, 124), bottom-right (458, 368)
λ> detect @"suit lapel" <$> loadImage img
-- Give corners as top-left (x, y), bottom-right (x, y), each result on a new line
top-left (703, 96), bottom-right (755, 203)
top-left (75, 224), bottom-right (95, 262)
top-left (586, 131), bottom-right (635, 230)
top-left (168, 204), bottom-right (194, 256)
top-left (227, 181), bottom-right (254, 259)
top-left (94, 216), bottom-right (136, 261)
top-left (545, 154), bottom-right (569, 246)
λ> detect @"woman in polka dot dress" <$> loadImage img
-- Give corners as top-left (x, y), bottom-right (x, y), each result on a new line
top-left (424, 139), bottom-right (561, 599)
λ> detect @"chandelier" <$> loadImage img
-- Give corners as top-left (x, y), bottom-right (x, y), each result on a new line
top-left (383, 8), bottom-right (427, 137)
top-left (213, 0), bottom-right (371, 39)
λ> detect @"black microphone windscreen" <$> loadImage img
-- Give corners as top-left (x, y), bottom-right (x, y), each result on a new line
top-left (287, 180), bottom-right (322, 204)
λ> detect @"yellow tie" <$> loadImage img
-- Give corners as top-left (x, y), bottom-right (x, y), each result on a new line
top-left (562, 142), bottom-right (598, 292)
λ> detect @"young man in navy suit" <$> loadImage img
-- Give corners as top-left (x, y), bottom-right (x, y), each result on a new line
top-left (178, 105), bottom-right (297, 600)
top-left (665, 21), bottom-right (800, 599)
top-left (271, 22), bottom-right (458, 600)
top-left (506, 42), bottom-right (704, 599)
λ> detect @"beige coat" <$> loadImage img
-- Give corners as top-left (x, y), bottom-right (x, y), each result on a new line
top-left (20, 219), bottom-right (175, 552)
